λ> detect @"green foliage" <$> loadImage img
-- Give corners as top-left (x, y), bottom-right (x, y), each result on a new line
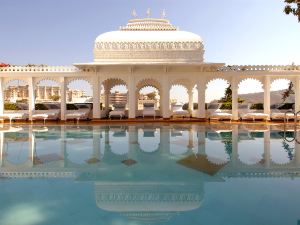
top-left (250, 103), bottom-right (264, 110)
top-left (220, 102), bottom-right (232, 110)
top-left (284, 0), bottom-right (300, 22)
top-left (278, 103), bottom-right (294, 110)
top-left (49, 95), bottom-right (60, 101)
top-left (282, 81), bottom-right (295, 102)
top-left (16, 99), bottom-right (28, 103)
top-left (35, 103), bottom-right (48, 110)
top-left (219, 84), bottom-right (244, 104)
top-left (146, 92), bottom-right (157, 100)
top-left (4, 103), bottom-right (20, 110)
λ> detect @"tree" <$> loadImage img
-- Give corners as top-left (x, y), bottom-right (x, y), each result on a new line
top-left (282, 81), bottom-right (294, 102)
top-left (284, 0), bottom-right (300, 22)
top-left (219, 84), bottom-right (244, 103)
top-left (146, 91), bottom-right (156, 100)
top-left (49, 94), bottom-right (60, 101)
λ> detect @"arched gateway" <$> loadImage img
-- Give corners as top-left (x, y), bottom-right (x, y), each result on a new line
top-left (0, 17), bottom-right (300, 120)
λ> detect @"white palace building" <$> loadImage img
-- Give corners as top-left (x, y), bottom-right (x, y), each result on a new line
top-left (1, 15), bottom-right (300, 121)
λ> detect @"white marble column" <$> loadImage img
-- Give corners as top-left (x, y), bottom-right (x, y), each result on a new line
top-left (92, 75), bottom-right (101, 119)
top-left (197, 77), bottom-right (206, 119)
top-left (104, 90), bottom-right (110, 110)
top-left (294, 77), bottom-right (300, 113)
top-left (28, 77), bottom-right (35, 120)
top-left (264, 130), bottom-right (271, 168)
top-left (231, 77), bottom-right (238, 120)
top-left (60, 77), bottom-right (66, 121)
top-left (0, 78), bottom-right (4, 114)
top-left (188, 89), bottom-right (193, 113)
top-left (128, 75), bottom-right (136, 119)
top-left (162, 77), bottom-right (170, 119)
top-left (264, 76), bottom-right (271, 116)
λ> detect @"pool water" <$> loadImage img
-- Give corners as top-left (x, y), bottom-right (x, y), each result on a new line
top-left (0, 123), bottom-right (300, 225)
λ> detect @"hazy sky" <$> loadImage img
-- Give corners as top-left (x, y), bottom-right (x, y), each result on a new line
top-left (1, 0), bottom-right (299, 102)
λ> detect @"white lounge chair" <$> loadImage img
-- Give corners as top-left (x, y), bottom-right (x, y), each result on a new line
top-left (109, 104), bottom-right (126, 119)
top-left (171, 104), bottom-right (190, 118)
top-left (142, 103), bottom-right (155, 119)
top-left (65, 103), bottom-right (91, 123)
top-left (270, 104), bottom-right (297, 122)
top-left (0, 111), bottom-right (29, 124)
top-left (208, 103), bottom-right (233, 121)
top-left (32, 109), bottom-right (60, 124)
top-left (239, 104), bottom-right (269, 121)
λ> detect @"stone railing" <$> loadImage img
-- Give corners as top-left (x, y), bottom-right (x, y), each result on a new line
top-left (0, 66), bottom-right (80, 72)
top-left (218, 65), bottom-right (300, 72)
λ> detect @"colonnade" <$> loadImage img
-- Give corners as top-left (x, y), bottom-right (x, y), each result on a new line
top-left (1, 66), bottom-right (300, 120)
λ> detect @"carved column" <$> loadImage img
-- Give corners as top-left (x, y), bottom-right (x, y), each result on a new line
top-left (231, 77), bottom-right (238, 120)
top-left (28, 77), bottom-right (35, 120)
top-left (60, 77), bottom-right (66, 121)
top-left (128, 74), bottom-right (136, 119)
top-left (197, 77), bottom-right (206, 119)
top-left (92, 74), bottom-right (101, 119)
top-left (264, 76), bottom-right (271, 116)
top-left (162, 76), bottom-right (170, 118)
top-left (188, 88), bottom-right (193, 114)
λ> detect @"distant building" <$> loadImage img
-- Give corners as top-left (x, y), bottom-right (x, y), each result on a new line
top-left (4, 85), bottom-right (87, 103)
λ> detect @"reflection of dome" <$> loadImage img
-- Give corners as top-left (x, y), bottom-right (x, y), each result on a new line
top-left (94, 18), bottom-right (204, 64)
top-left (95, 182), bottom-right (203, 222)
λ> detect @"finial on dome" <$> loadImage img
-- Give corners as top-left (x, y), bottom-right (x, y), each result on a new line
top-left (146, 8), bottom-right (151, 18)
top-left (161, 9), bottom-right (167, 19)
top-left (131, 9), bottom-right (137, 18)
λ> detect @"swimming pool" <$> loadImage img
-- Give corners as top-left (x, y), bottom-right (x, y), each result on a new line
top-left (0, 123), bottom-right (300, 225)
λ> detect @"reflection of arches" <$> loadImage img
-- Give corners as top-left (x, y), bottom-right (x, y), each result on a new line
top-left (137, 128), bottom-right (160, 153)
top-left (270, 140), bottom-right (294, 165)
top-left (238, 137), bottom-right (264, 165)
top-left (4, 132), bottom-right (30, 166)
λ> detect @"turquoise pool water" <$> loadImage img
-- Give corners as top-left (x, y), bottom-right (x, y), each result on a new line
top-left (0, 123), bottom-right (300, 225)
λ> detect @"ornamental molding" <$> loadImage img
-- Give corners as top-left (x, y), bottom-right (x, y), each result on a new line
top-left (120, 18), bottom-right (178, 31)
top-left (94, 41), bottom-right (203, 51)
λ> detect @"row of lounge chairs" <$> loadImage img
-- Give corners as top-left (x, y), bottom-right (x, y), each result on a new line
top-left (0, 102), bottom-right (297, 122)
top-left (0, 104), bottom-right (91, 124)
top-left (208, 103), bottom-right (297, 122)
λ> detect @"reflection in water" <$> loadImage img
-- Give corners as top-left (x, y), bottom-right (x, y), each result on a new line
top-left (1, 124), bottom-right (300, 224)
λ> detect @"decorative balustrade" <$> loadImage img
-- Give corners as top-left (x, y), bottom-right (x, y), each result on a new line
top-left (0, 66), bottom-right (82, 72)
top-left (218, 65), bottom-right (300, 72)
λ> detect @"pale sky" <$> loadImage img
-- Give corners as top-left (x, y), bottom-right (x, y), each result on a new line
top-left (1, 0), bottom-right (299, 103)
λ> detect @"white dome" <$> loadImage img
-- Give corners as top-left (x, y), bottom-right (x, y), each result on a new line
top-left (93, 18), bottom-right (205, 64)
